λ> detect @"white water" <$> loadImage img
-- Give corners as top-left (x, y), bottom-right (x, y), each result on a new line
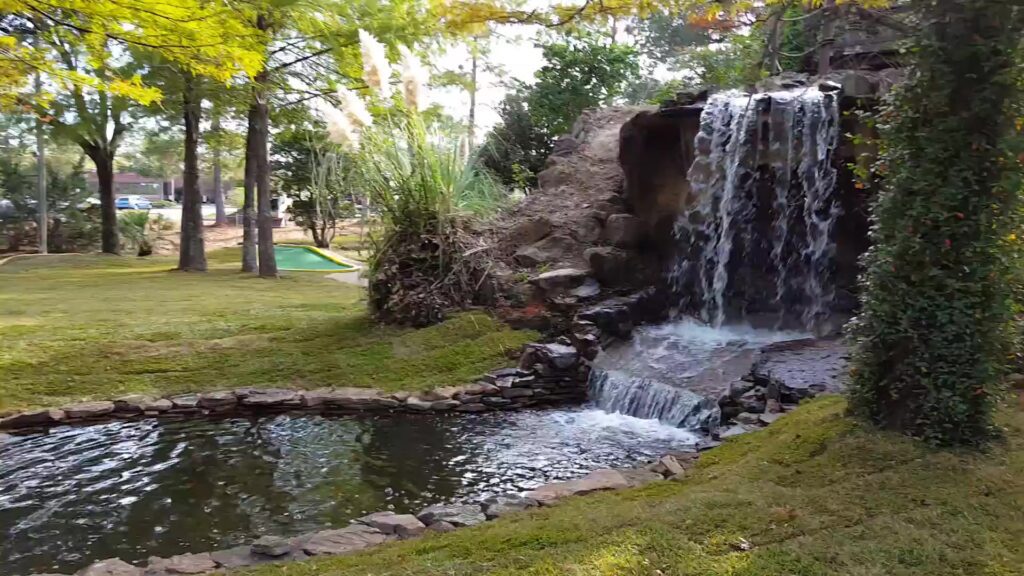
top-left (673, 88), bottom-right (841, 331)
top-left (588, 319), bottom-right (807, 429)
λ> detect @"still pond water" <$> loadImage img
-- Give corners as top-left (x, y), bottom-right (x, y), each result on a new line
top-left (0, 408), bottom-right (698, 574)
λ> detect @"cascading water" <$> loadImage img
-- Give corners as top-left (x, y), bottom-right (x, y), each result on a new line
top-left (587, 320), bottom-right (806, 431)
top-left (588, 87), bottom-right (841, 431)
top-left (672, 87), bottom-right (841, 332)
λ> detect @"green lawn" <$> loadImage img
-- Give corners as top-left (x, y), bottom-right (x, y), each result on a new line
top-left (236, 397), bottom-right (1024, 576)
top-left (0, 249), bottom-right (536, 412)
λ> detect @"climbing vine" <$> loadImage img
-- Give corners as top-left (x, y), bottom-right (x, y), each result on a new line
top-left (848, 0), bottom-right (1024, 446)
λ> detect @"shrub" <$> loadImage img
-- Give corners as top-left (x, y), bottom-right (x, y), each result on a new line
top-left (118, 210), bottom-right (171, 257)
top-left (848, 0), bottom-right (1024, 446)
top-left (357, 113), bottom-right (505, 326)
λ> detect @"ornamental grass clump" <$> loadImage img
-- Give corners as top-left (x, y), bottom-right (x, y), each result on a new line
top-left (317, 31), bottom-right (506, 326)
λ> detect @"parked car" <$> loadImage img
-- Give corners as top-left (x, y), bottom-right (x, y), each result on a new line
top-left (116, 195), bottom-right (152, 210)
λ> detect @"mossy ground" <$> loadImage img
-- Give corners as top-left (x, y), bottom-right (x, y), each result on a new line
top-left (0, 249), bottom-right (536, 412)
top-left (235, 396), bottom-right (1024, 576)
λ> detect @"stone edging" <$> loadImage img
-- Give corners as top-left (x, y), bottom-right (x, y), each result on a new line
top-left (48, 451), bottom-right (703, 576)
top-left (0, 341), bottom-right (592, 432)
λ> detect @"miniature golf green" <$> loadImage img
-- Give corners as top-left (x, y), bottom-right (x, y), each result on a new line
top-left (274, 245), bottom-right (355, 271)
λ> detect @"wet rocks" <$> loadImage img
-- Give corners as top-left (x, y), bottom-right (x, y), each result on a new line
top-left (302, 525), bottom-right (388, 556)
top-left (356, 511), bottom-right (426, 538)
top-left (481, 494), bottom-right (539, 519)
top-left (145, 553), bottom-right (216, 575)
top-left (62, 401), bottom-right (114, 420)
top-left (77, 558), bottom-right (142, 576)
top-left (416, 503), bottom-right (486, 527)
top-left (0, 408), bottom-right (65, 429)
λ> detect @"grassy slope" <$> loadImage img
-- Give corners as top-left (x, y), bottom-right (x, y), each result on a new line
top-left (0, 250), bottom-right (536, 412)
top-left (237, 397), bottom-right (1024, 576)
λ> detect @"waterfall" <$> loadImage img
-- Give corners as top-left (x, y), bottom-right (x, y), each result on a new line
top-left (672, 88), bottom-right (841, 332)
top-left (588, 369), bottom-right (721, 431)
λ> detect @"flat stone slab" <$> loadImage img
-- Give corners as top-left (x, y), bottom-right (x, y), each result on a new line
top-left (197, 391), bottom-right (237, 409)
top-left (113, 395), bottom-right (154, 414)
top-left (145, 553), bottom-right (216, 574)
top-left (753, 338), bottom-right (848, 398)
top-left (169, 395), bottom-right (200, 410)
top-left (77, 558), bottom-right (142, 576)
top-left (416, 503), bottom-right (486, 527)
top-left (356, 511), bottom-right (426, 538)
top-left (619, 468), bottom-right (666, 486)
top-left (525, 469), bottom-right (631, 505)
top-left (62, 401), bottom-right (115, 419)
top-left (241, 389), bottom-right (300, 407)
top-left (482, 494), bottom-right (539, 519)
top-left (301, 525), bottom-right (387, 556)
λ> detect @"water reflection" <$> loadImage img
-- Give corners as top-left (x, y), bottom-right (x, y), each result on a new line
top-left (0, 409), bottom-right (697, 575)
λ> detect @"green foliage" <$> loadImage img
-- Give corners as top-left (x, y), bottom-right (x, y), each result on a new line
top-left (481, 34), bottom-right (639, 188)
top-left (117, 210), bottom-right (170, 257)
top-left (849, 0), bottom-right (1024, 446)
top-left (480, 87), bottom-right (550, 189)
top-left (529, 35), bottom-right (640, 136)
top-left (0, 153), bottom-right (95, 252)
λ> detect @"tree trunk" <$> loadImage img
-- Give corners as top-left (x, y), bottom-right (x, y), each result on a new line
top-left (816, 0), bottom-right (837, 76)
top-left (254, 88), bottom-right (277, 277)
top-left (211, 114), bottom-right (227, 227)
top-left (178, 73), bottom-right (207, 271)
top-left (34, 70), bottom-right (47, 255)
top-left (90, 148), bottom-right (118, 254)
top-left (241, 104), bottom-right (258, 272)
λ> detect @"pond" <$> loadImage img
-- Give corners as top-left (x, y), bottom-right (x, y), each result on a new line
top-left (0, 408), bottom-right (699, 575)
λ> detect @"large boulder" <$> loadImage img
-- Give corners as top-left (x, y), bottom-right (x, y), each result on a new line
top-left (602, 214), bottom-right (643, 248)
